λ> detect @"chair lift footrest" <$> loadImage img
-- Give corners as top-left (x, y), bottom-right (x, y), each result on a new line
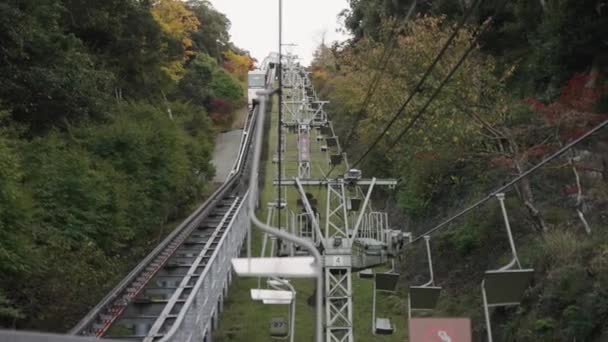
top-left (375, 318), bottom-right (394, 335)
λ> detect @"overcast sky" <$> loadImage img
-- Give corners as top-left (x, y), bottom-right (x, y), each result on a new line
top-left (208, 0), bottom-right (350, 66)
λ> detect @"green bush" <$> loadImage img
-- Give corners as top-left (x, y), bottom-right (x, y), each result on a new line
top-left (0, 101), bottom-right (216, 328)
top-left (178, 53), bottom-right (244, 111)
top-left (210, 68), bottom-right (244, 106)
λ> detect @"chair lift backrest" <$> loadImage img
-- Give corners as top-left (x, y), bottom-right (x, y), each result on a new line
top-left (483, 269), bottom-right (534, 306)
top-left (409, 286), bottom-right (442, 310)
top-left (375, 273), bottom-right (400, 292)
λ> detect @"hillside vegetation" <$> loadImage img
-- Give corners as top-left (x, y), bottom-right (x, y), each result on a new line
top-left (312, 0), bottom-right (608, 340)
top-left (0, 0), bottom-right (253, 330)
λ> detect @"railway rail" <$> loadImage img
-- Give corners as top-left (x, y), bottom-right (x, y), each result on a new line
top-left (69, 65), bottom-right (275, 341)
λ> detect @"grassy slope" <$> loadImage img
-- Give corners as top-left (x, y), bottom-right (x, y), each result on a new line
top-left (214, 99), bottom-right (408, 341)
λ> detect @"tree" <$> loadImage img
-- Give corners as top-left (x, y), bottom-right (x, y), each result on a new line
top-left (223, 50), bottom-right (255, 82)
top-left (187, 0), bottom-right (233, 61)
top-left (151, 0), bottom-right (201, 81)
top-left (62, 0), bottom-right (168, 98)
top-left (0, 0), bottom-right (113, 133)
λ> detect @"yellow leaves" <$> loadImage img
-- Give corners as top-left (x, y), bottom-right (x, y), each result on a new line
top-left (161, 60), bottom-right (186, 82)
top-left (222, 50), bottom-right (254, 81)
top-left (152, 0), bottom-right (200, 42)
top-left (152, 0), bottom-right (200, 81)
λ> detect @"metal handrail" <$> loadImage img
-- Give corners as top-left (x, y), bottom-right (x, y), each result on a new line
top-left (69, 172), bottom-right (241, 335)
top-left (70, 82), bottom-right (262, 337)
top-left (160, 193), bottom-right (249, 341)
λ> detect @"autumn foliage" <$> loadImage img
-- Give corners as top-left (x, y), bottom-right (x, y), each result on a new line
top-left (526, 73), bottom-right (608, 140)
top-left (222, 50), bottom-right (255, 81)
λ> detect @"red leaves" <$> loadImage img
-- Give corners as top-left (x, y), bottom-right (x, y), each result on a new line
top-left (559, 73), bottom-right (606, 112)
top-left (525, 72), bottom-right (607, 126)
top-left (490, 155), bottom-right (514, 168)
top-left (525, 144), bottom-right (557, 158)
top-left (524, 72), bottom-right (607, 141)
top-left (208, 98), bottom-right (234, 123)
top-left (222, 51), bottom-right (255, 81)
top-left (563, 184), bottom-right (579, 196)
top-left (210, 98), bottom-right (233, 115)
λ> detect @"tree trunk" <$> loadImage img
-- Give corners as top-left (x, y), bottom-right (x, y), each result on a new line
top-left (569, 154), bottom-right (592, 234)
top-left (505, 132), bottom-right (548, 232)
top-left (586, 54), bottom-right (603, 88)
top-left (596, 141), bottom-right (608, 181)
top-left (516, 161), bottom-right (548, 232)
top-left (161, 90), bottom-right (174, 121)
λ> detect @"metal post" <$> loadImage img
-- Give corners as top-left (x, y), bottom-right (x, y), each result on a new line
top-left (482, 281), bottom-right (493, 342)
top-left (350, 178), bottom-right (376, 243)
top-left (423, 235), bottom-right (435, 287)
top-left (407, 296), bottom-right (412, 319)
top-left (277, 0), bottom-right (283, 232)
top-left (372, 271), bottom-right (377, 333)
top-left (496, 193), bottom-right (522, 270)
top-left (295, 178), bottom-right (324, 246)
top-left (249, 90), bottom-right (323, 342)
top-left (258, 207), bottom-right (275, 289)
top-left (269, 278), bottom-right (296, 342)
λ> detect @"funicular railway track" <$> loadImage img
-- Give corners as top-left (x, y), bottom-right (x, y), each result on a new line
top-left (70, 65), bottom-right (275, 341)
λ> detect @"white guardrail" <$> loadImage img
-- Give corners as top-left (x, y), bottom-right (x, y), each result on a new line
top-left (162, 193), bottom-right (250, 342)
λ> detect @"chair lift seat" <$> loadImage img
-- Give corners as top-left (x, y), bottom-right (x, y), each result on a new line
top-left (483, 268), bottom-right (534, 306)
top-left (330, 154), bottom-right (343, 165)
top-left (326, 137), bottom-right (337, 147)
top-left (270, 317), bottom-right (289, 337)
top-left (348, 198), bottom-right (362, 211)
top-left (376, 272), bottom-right (400, 291)
top-left (251, 289), bottom-right (294, 302)
top-left (267, 279), bottom-right (291, 287)
top-left (359, 268), bottom-right (373, 279)
top-left (375, 317), bottom-right (394, 335)
top-left (409, 286), bottom-right (442, 310)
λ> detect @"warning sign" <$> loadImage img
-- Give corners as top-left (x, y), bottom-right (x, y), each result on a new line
top-left (408, 318), bottom-right (471, 342)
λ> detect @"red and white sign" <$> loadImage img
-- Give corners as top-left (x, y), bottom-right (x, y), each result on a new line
top-left (409, 318), bottom-right (471, 342)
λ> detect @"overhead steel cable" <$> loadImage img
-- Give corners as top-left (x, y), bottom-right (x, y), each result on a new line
top-left (382, 0), bottom-right (513, 156)
top-left (407, 119), bottom-right (608, 245)
top-left (322, 1), bottom-right (418, 179)
top-left (349, 0), bottom-right (484, 169)
top-left (381, 17), bottom-right (494, 154)
top-left (343, 1), bottom-right (418, 145)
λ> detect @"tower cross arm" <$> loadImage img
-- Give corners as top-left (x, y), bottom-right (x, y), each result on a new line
top-left (273, 178), bottom-right (397, 186)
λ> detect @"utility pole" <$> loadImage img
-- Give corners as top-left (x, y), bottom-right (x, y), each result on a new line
top-left (277, 0), bottom-right (283, 231)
